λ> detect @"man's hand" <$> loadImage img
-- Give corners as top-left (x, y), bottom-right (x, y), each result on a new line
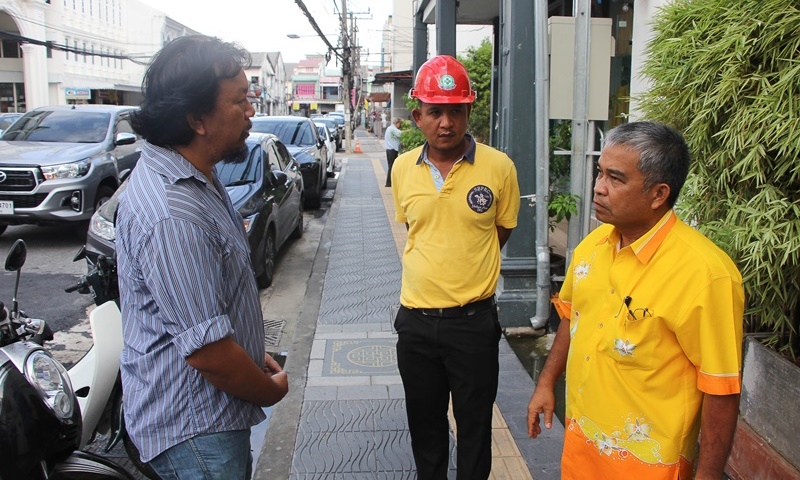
top-left (526, 317), bottom-right (570, 438)
top-left (263, 353), bottom-right (289, 403)
top-left (527, 386), bottom-right (556, 438)
top-left (187, 337), bottom-right (289, 407)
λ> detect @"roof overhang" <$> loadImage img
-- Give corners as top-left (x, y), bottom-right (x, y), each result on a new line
top-left (416, 0), bottom-right (499, 24)
top-left (366, 92), bottom-right (391, 102)
top-left (371, 70), bottom-right (413, 86)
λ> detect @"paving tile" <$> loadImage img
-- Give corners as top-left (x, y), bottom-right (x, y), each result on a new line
top-left (289, 156), bottom-right (548, 479)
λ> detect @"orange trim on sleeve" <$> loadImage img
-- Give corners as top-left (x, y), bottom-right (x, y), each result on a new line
top-left (551, 293), bottom-right (571, 321)
top-left (697, 369), bottom-right (742, 395)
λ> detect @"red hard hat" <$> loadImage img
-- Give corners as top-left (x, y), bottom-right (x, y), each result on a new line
top-left (410, 55), bottom-right (476, 104)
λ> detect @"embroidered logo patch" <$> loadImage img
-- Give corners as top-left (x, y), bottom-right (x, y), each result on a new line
top-left (439, 74), bottom-right (456, 91)
top-left (467, 185), bottom-right (493, 213)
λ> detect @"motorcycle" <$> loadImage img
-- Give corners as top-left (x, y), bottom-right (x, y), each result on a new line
top-left (64, 247), bottom-right (160, 479)
top-left (0, 239), bottom-right (133, 479)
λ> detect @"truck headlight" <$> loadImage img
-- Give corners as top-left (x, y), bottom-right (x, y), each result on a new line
top-left (41, 158), bottom-right (91, 180)
top-left (24, 350), bottom-right (76, 420)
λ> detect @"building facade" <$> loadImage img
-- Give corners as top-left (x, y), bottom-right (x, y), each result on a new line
top-left (289, 55), bottom-right (342, 116)
top-left (0, 0), bottom-right (288, 113)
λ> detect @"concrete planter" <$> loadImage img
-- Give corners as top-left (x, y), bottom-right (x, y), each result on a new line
top-left (725, 337), bottom-right (800, 479)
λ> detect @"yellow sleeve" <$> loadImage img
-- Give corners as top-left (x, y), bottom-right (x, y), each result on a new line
top-left (674, 276), bottom-right (744, 395)
top-left (495, 161), bottom-right (520, 229)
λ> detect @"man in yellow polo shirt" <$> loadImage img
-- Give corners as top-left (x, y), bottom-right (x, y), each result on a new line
top-left (391, 55), bottom-right (520, 480)
top-left (527, 121), bottom-right (743, 479)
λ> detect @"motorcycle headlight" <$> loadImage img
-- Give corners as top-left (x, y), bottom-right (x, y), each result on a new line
top-left (89, 209), bottom-right (116, 241)
top-left (41, 158), bottom-right (91, 180)
top-left (24, 350), bottom-right (75, 420)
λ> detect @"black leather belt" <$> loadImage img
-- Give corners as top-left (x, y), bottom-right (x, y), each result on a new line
top-left (413, 296), bottom-right (497, 318)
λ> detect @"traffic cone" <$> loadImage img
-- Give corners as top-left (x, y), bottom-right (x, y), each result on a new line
top-left (354, 140), bottom-right (363, 153)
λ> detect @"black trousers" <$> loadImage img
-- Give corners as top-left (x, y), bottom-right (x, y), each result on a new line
top-left (386, 149), bottom-right (399, 186)
top-left (394, 303), bottom-right (501, 480)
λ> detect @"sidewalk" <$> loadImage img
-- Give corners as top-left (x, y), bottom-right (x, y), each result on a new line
top-left (255, 127), bottom-right (564, 479)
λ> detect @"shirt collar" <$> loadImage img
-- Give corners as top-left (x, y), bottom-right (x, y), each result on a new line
top-left (598, 210), bottom-right (677, 264)
top-left (415, 133), bottom-right (476, 165)
top-left (141, 141), bottom-right (211, 186)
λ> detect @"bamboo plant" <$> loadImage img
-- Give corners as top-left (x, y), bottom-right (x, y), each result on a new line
top-left (637, 0), bottom-right (800, 359)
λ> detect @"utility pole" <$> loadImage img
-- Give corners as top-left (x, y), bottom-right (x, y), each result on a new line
top-left (341, 0), bottom-right (352, 153)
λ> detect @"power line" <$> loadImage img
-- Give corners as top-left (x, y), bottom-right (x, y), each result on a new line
top-left (294, 0), bottom-right (343, 61)
top-left (0, 30), bottom-right (150, 65)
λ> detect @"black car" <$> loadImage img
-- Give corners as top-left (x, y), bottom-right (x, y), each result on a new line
top-left (85, 133), bottom-right (304, 288)
top-left (250, 116), bottom-right (327, 209)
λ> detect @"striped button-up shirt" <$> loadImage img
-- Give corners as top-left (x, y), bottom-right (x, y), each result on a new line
top-left (116, 142), bottom-right (265, 463)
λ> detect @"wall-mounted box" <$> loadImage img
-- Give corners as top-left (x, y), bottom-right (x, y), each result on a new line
top-left (548, 16), bottom-right (614, 121)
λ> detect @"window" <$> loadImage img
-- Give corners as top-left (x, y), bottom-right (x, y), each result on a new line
top-left (2, 110), bottom-right (110, 143)
top-left (295, 83), bottom-right (315, 98)
top-left (268, 144), bottom-right (286, 171)
top-left (274, 141), bottom-right (294, 168)
top-left (217, 144), bottom-right (262, 185)
top-left (116, 117), bottom-right (134, 135)
top-left (1, 40), bottom-right (20, 58)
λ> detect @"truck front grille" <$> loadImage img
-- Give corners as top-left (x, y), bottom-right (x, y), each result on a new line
top-left (0, 168), bottom-right (38, 192)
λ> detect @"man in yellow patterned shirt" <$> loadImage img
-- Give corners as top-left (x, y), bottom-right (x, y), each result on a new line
top-left (527, 121), bottom-right (743, 479)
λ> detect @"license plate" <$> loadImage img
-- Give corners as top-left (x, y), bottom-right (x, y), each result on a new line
top-left (0, 200), bottom-right (13, 215)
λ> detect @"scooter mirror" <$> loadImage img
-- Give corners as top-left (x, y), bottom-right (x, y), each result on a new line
top-left (4, 239), bottom-right (26, 272)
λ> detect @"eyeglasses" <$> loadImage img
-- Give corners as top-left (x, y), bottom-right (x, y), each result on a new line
top-left (617, 296), bottom-right (652, 322)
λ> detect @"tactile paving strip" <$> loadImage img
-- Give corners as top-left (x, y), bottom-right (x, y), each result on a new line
top-left (292, 157), bottom-right (456, 479)
top-left (290, 399), bottom-right (417, 477)
top-left (318, 159), bottom-right (401, 325)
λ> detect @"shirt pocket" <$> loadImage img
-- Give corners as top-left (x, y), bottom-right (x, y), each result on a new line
top-left (603, 311), bottom-right (661, 371)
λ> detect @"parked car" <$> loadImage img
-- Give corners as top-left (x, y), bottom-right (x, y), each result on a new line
top-left (0, 105), bottom-right (142, 236)
top-left (85, 132), bottom-right (304, 288)
top-left (314, 122), bottom-right (336, 175)
top-left (315, 117), bottom-right (341, 151)
top-left (250, 116), bottom-right (328, 209)
top-left (0, 112), bottom-right (23, 136)
top-left (325, 112), bottom-right (346, 140)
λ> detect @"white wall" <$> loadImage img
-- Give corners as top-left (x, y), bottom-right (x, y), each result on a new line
top-left (628, 0), bottom-right (668, 121)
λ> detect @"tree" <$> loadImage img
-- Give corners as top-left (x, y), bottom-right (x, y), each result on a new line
top-left (638, 0), bottom-right (800, 357)
top-left (458, 38), bottom-right (492, 143)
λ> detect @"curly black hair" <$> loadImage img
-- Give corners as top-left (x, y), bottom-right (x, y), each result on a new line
top-left (131, 35), bottom-right (251, 147)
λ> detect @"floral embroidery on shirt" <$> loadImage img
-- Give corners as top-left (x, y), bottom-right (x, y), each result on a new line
top-left (573, 260), bottom-right (590, 286)
top-left (578, 416), bottom-right (664, 464)
top-left (614, 338), bottom-right (637, 357)
top-left (622, 418), bottom-right (653, 441)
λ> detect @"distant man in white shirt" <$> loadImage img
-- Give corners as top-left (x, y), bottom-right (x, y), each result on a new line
top-left (384, 117), bottom-right (402, 187)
